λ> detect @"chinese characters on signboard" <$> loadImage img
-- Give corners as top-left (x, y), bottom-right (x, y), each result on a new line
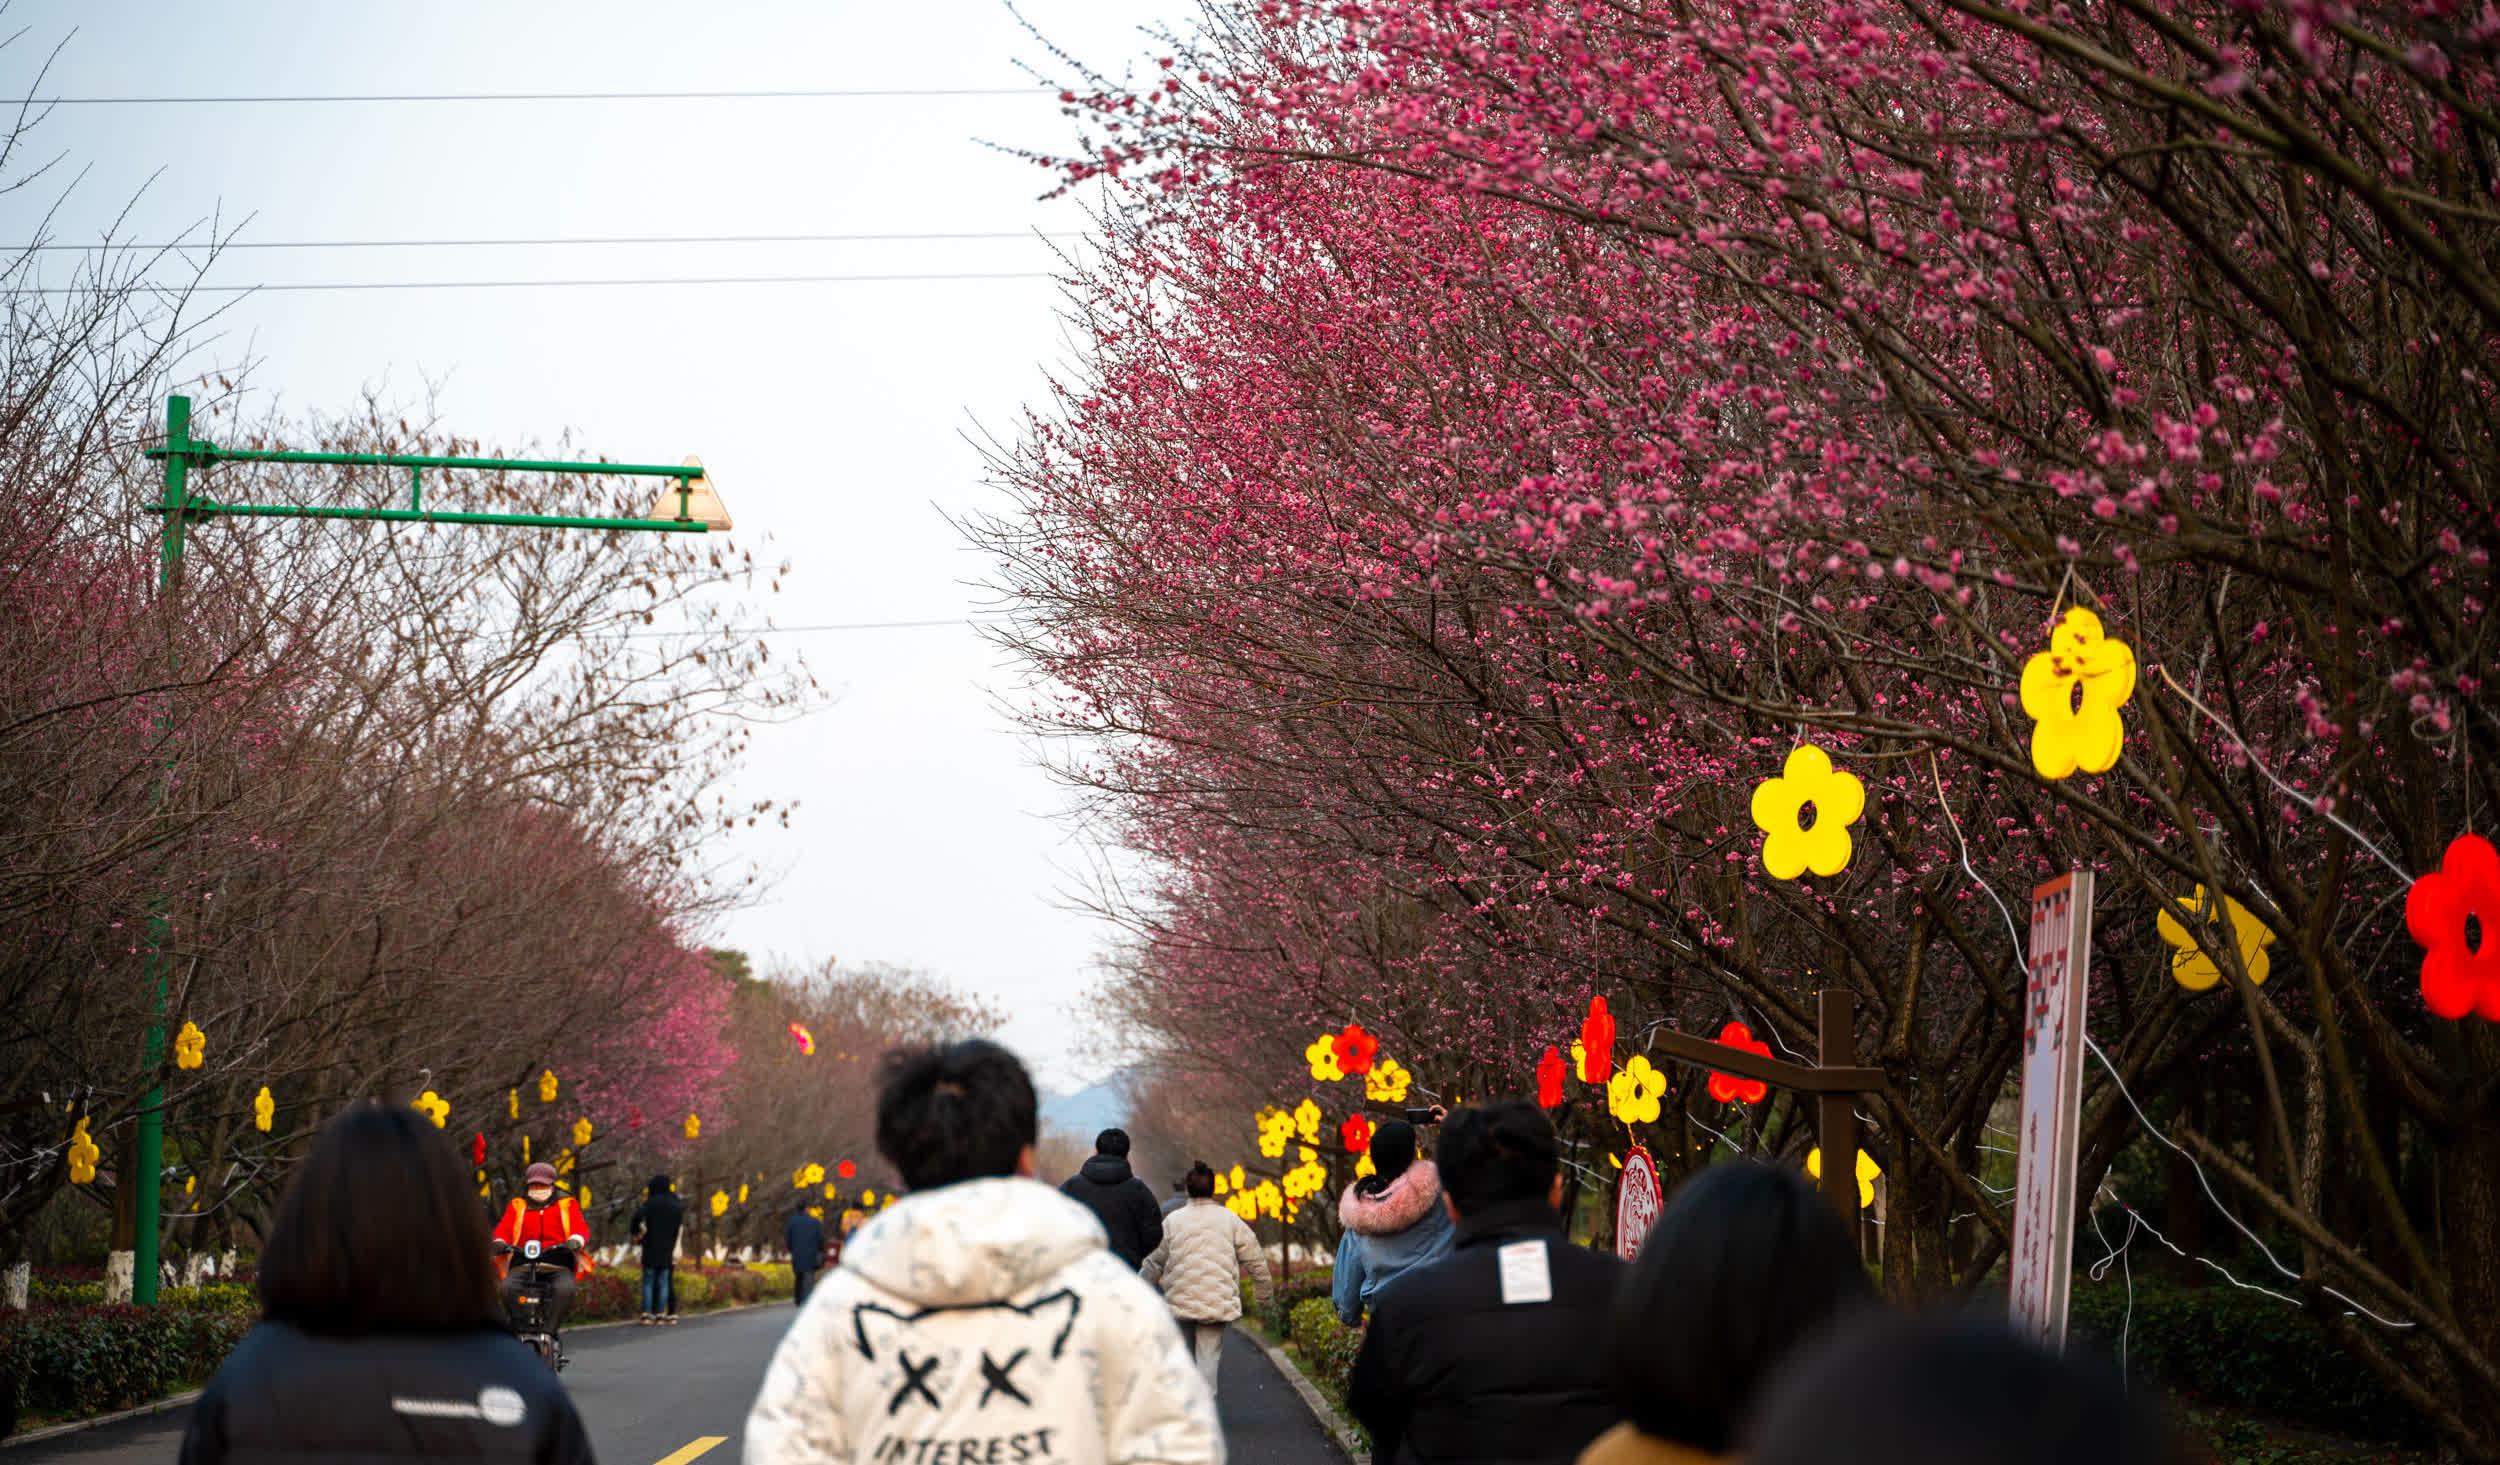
top-left (2008, 869), bottom-right (2094, 1349)
top-left (1615, 1144), bottom-right (1663, 1261)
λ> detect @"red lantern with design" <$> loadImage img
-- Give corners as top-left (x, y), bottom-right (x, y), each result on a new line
top-left (470, 1132), bottom-right (487, 1167)
top-left (1331, 1023), bottom-right (1380, 1076)
top-left (1536, 1046), bottom-right (1567, 1109)
top-left (1578, 997), bottom-right (1616, 1084)
top-left (1706, 1023), bottom-right (1773, 1104)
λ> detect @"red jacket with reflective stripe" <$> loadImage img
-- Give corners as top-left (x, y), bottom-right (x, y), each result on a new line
top-left (494, 1195), bottom-right (593, 1275)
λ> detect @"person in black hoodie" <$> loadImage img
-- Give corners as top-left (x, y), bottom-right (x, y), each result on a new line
top-left (179, 1103), bottom-right (593, 1465)
top-left (1347, 1099), bottom-right (1623, 1465)
top-left (628, 1175), bottom-right (685, 1325)
top-left (1057, 1127), bottom-right (1164, 1269)
top-left (785, 1203), bottom-right (827, 1303)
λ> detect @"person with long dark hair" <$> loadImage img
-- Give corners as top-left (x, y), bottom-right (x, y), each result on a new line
top-left (1580, 1161), bottom-right (1874, 1465)
top-left (179, 1103), bottom-right (594, 1464)
top-left (1332, 1118), bottom-right (1454, 1326)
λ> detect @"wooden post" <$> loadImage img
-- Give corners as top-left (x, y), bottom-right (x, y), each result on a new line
top-left (1817, 988), bottom-right (1858, 1221)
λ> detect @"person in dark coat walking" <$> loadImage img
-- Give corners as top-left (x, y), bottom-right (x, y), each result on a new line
top-left (1347, 1100), bottom-right (1624, 1465)
top-left (1057, 1127), bottom-right (1164, 1269)
top-left (628, 1175), bottom-right (686, 1325)
top-left (179, 1104), bottom-right (593, 1465)
top-left (785, 1203), bottom-right (827, 1304)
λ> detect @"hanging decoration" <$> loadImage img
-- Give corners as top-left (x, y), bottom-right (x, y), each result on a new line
top-left (173, 1020), bottom-right (206, 1071)
top-left (1536, 1046), bottom-right (1568, 1109)
top-left (1606, 1055), bottom-right (1667, 1125)
top-left (1283, 1146), bottom-right (1329, 1200)
top-left (67, 1117), bottom-right (99, 1184)
top-left (1577, 996), bottom-right (1617, 1083)
top-left (1253, 1179), bottom-right (1285, 1220)
top-left (837, 1159), bottom-right (857, 1180)
top-left (1292, 1098), bottom-right (1324, 1145)
top-left (861, 1189), bottom-right (877, 1206)
top-left (684, 1112), bottom-right (702, 1140)
top-left (711, 1190), bottom-right (729, 1218)
top-left (1807, 1146), bottom-right (1883, 1209)
top-left (1213, 1172), bottom-right (1229, 1196)
top-left (538, 1069), bottom-right (559, 1104)
top-left (737, 1182), bottom-right (749, 1205)
top-left (1331, 1024), bottom-right (1380, 1077)
top-left (508, 1088), bottom-right (520, 1121)
top-left (1750, 744), bottom-right (1867, 880)
top-left (1254, 1107), bottom-right (1294, 1159)
top-left (1340, 1114), bottom-right (1375, 1154)
top-left (521, 1136), bottom-right (531, 1162)
top-left (789, 1022), bottom-right (817, 1056)
top-left (1354, 1151), bottom-right (1377, 1180)
top-left (2019, 607), bottom-right (2137, 780)
top-left (2406, 832), bottom-right (2500, 1021)
top-left (627, 1106), bottom-right (645, 1132)
top-left (823, 1182), bottom-right (838, 1199)
top-left (572, 1117), bottom-right (594, 1148)
top-left (580, 1186), bottom-right (591, 1209)
top-left (2156, 886), bottom-right (2277, 992)
top-left (1228, 1164), bottom-right (1248, 1194)
top-left (471, 1132), bottom-right (488, 1166)
top-left (556, 1149), bottom-right (575, 1175)
top-left (1363, 1057), bottom-right (1412, 1104)
top-left (1304, 1033), bottom-right (1345, 1082)
top-left (413, 1090), bottom-right (450, 1128)
top-left (1225, 1189), bottom-right (1259, 1221)
top-left (1706, 1024), bottom-right (1773, 1105)
top-left (252, 1086), bottom-right (274, 1133)
top-left (795, 1162), bottom-right (825, 1188)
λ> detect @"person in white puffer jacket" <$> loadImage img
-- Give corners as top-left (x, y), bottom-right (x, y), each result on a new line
top-left (746, 1041), bottom-right (1220, 1465)
top-left (1140, 1164), bottom-right (1274, 1396)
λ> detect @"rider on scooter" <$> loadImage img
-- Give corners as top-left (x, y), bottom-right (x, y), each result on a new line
top-left (492, 1162), bottom-right (592, 1354)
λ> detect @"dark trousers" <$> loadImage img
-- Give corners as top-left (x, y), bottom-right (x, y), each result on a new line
top-left (499, 1269), bottom-right (576, 1334)
top-left (794, 1266), bottom-right (818, 1305)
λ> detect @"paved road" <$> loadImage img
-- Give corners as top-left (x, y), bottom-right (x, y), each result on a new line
top-left (7, 1310), bottom-right (1341, 1465)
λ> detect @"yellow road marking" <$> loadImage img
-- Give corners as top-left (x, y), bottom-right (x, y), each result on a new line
top-left (653, 1437), bottom-right (727, 1465)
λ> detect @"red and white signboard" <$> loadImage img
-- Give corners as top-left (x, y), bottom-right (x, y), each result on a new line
top-left (2008, 868), bottom-right (2095, 1349)
top-left (1615, 1143), bottom-right (1664, 1261)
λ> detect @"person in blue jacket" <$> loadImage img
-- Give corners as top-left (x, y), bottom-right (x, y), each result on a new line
top-left (1333, 1118), bottom-right (1455, 1325)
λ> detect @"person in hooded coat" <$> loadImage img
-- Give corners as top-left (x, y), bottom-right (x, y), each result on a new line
top-left (628, 1174), bottom-right (686, 1325)
top-left (1055, 1127), bottom-right (1164, 1269)
top-left (746, 1040), bottom-right (1216, 1465)
top-left (1333, 1119), bottom-right (1455, 1326)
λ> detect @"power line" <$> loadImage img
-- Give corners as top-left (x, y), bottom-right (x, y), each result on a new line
top-left (23, 87), bottom-right (1051, 105)
top-left (620, 618), bottom-right (1002, 638)
top-left (9, 271), bottom-right (1055, 295)
top-left (16, 231), bottom-right (1085, 251)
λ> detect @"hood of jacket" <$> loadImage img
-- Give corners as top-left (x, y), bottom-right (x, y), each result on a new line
top-left (1339, 1159), bottom-right (1443, 1237)
top-left (1076, 1153), bottom-right (1135, 1187)
top-left (841, 1176), bottom-right (1108, 1307)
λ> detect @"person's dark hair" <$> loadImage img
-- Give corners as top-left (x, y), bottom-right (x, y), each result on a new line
top-left (1436, 1100), bottom-right (1558, 1214)
top-left (876, 1039), bottom-right (1038, 1190)
top-left (1607, 1160), bottom-right (1875, 1452)
top-left (1745, 1312), bottom-right (2183, 1465)
top-left (1095, 1127), bottom-right (1131, 1158)
top-left (257, 1103), bottom-right (499, 1335)
top-left (1185, 1163), bottom-right (1218, 1198)
top-left (648, 1174), bottom-right (672, 1196)
top-left (1357, 1120), bottom-right (1419, 1197)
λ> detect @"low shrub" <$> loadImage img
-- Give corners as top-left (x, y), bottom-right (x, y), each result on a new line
top-left (0, 1299), bottom-right (252, 1432)
top-left (29, 1278), bottom-right (103, 1307)
top-left (582, 1262), bottom-right (795, 1321)
top-left (2069, 1277), bottom-right (2426, 1447)
top-left (1284, 1296), bottom-right (1362, 1406)
top-left (1247, 1267), bottom-right (1333, 1337)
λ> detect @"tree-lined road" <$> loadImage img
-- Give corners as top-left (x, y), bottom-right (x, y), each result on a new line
top-left (7, 1311), bottom-right (1338, 1465)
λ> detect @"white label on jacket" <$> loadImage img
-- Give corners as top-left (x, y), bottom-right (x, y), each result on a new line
top-left (1496, 1240), bottom-right (1552, 1305)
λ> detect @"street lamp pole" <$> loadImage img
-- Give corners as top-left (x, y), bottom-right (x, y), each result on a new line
top-left (128, 394), bottom-right (726, 1304)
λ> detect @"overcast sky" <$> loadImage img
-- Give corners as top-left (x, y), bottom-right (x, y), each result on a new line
top-left (19, 1), bottom-right (1187, 1092)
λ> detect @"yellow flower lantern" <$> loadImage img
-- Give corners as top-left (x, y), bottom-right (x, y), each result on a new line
top-left (1293, 1099), bottom-right (1323, 1145)
top-left (737, 1182), bottom-right (749, 1205)
top-left (2156, 886), bottom-right (2275, 991)
top-left (1254, 1107), bottom-right (1294, 1159)
top-left (521, 1136), bottom-right (531, 1162)
top-left (711, 1190), bottom-right (729, 1218)
top-left (183, 1174), bottom-right (196, 1197)
top-left (572, 1117), bottom-right (593, 1148)
top-left (252, 1086), bottom-right (274, 1133)
top-left (557, 1149), bottom-right (575, 1175)
top-left (1226, 1191), bottom-right (1259, 1221)
top-left (1750, 744), bottom-right (1866, 880)
top-left (538, 1069), bottom-right (559, 1105)
top-left (824, 1182), bottom-right (838, 1199)
top-left (173, 1020), bottom-right (206, 1071)
top-left (1304, 1033), bottom-right (1345, 1082)
top-left (1213, 1172), bottom-right (1229, 1195)
top-left (2019, 607), bottom-right (2137, 779)
top-left (1364, 1058), bottom-right (1413, 1104)
top-left (413, 1090), bottom-right (450, 1128)
top-left (1807, 1146), bottom-right (1883, 1209)
top-left (1606, 1055), bottom-right (1667, 1125)
top-left (580, 1186), bottom-right (591, 1208)
top-left (508, 1088), bottom-right (520, 1120)
top-left (684, 1112), bottom-right (701, 1140)
top-left (1253, 1180), bottom-right (1285, 1220)
top-left (1229, 1163), bottom-right (1248, 1193)
top-left (1355, 1151), bottom-right (1377, 1179)
top-left (67, 1117), bottom-right (100, 1184)
top-left (862, 1188), bottom-right (877, 1205)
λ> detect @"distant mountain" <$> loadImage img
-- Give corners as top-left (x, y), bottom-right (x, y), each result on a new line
top-left (1040, 1077), bottom-right (1130, 1139)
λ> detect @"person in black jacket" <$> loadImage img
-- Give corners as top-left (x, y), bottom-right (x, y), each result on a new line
top-left (1057, 1127), bottom-right (1164, 1269)
top-left (785, 1203), bottom-right (827, 1304)
top-left (179, 1103), bottom-right (593, 1465)
top-left (1347, 1100), bottom-right (1623, 1465)
top-left (627, 1175), bottom-right (685, 1325)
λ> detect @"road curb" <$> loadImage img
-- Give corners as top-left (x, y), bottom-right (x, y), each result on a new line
top-left (1237, 1325), bottom-right (1369, 1465)
top-left (1, 1300), bottom-right (778, 1450)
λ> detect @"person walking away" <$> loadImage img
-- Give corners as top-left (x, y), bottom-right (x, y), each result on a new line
top-left (628, 1174), bottom-right (686, 1326)
top-left (1332, 1119), bottom-right (1454, 1326)
top-left (1160, 1178), bottom-right (1188, 1218)
top-left (746, 1040), bottom-right (1217, 1465)
top-left (1056, 1127), bottom-right (1164, 1270)
top-left (1579, 1161), bottom-right (1873, 1465)
top-left (178, 1104), bottom-right (592, 1465)
top-left (491, 1162), bottom-right (592, 1360)
top-left (1142, 1161), bottom-right (1273, 1396)
top-left (786, 1203), bottom-right (827, 1305)
top-left (1347, 1100), bottom-right (1623, 1465)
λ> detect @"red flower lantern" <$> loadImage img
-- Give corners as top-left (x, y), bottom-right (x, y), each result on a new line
top-left (627, 1105), bottom-right (645, 1131)
top-left (2407, 833), bottom-right (2500, 1021)
top-left (1536, 1046), bottom-right (1567, 1109)
top-left (1340, 1114), bottom-right (1374, 1154)
top-left (1577, 996), bottom-right (1616, 1084)
top-left (470, 1132), bottom-right (487, 1167)
top-left (1332, 1023), bottom-right (1380, 1076)
top-left (789, 1022), bottom-right (816, 1055)
top-left (837, 1159), bottom-right (857, 1180)
top-left (1706, 1023), bottom-right (1773, 1104)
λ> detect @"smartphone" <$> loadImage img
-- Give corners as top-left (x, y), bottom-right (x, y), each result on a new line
top-left (1404, 1106), bottom-right (1442, 1126)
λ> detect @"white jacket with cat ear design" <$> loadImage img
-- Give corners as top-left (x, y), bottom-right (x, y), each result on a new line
top-left (745, 1175), bottom-right (1223, 1465)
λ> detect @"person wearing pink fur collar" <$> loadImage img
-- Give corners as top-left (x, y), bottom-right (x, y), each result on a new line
top-left (1332, 1120), bottom-right (1456, 1325)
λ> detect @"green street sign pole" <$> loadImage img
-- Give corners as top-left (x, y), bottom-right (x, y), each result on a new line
top-left (129, 394), bottom-right (720, 1305)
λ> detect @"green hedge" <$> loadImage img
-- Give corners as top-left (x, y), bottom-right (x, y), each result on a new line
top-left (579, 1262), bottom-right (795, 1322)
top-left (0, 1299), bottom-right (253, 1432)
top-left (1285, 1296), bottom-right (1363, 1407)
top-left (1244, 1267), bottom-right (1334, 1337)
top-left (2068, 1277), bottom-right (2425, 1447)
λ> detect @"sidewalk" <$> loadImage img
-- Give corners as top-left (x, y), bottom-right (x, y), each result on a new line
top-left (1218, 1326), bottom-right (1354, 1465)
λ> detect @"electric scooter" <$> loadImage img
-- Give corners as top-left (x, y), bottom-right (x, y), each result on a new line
top-left (493, 1239), bottom-right (576, 1372)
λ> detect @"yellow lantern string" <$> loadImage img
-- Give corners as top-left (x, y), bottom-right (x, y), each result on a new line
top-left (173, 1020), bottom-right (206, 1071)
top-left (538, 1069), bottom-right (559, 1105)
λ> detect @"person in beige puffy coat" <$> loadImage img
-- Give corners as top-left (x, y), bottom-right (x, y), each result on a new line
top-left (1140, 1163), bottom-right (1274, 1397)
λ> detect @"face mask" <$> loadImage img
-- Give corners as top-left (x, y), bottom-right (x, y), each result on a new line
top-left (527, 1187), bottom-right (553, 1203)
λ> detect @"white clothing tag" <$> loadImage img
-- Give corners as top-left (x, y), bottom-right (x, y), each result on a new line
top-left (1496, 1240), bottom-right (1553, 1305)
